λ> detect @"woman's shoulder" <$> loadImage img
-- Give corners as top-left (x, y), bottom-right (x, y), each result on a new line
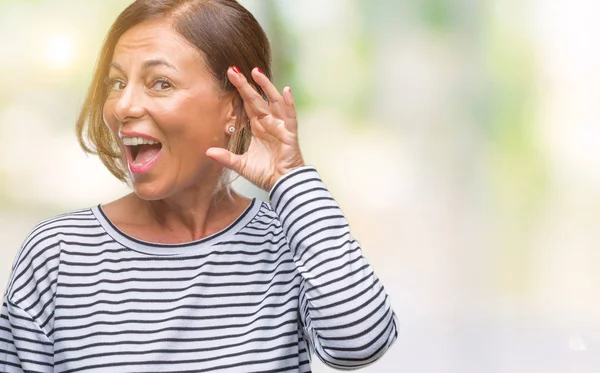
top-left (248, 198), bottom-right (279, 222)
top-left (17, 206), bottom-right (98, 246)
top-left (229, 198), bottom-right (284, 237)
top-left (25, 207), bottom-right (99, 244)
top-left (5, 207), bottom-right (100, 294)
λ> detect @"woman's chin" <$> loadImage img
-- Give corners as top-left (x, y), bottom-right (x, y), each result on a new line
top-left (129, 167), bottom-right (222, 202)
top-left (131, 180), bottom-right (170, 201)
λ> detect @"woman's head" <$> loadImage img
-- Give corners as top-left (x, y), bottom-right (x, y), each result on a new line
top-left (77, 0), bottom-right (271, 199)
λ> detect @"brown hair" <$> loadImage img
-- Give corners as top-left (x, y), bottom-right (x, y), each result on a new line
top-left (76, 0), bottom-right (271, 182)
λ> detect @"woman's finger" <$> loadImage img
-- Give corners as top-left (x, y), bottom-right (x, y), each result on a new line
top-left (227, 67), bottom-right (268, 118)
top-left (282, 86), bottom-right (298, 132)
top-left (205, 147), bottom-right (244, 174)
top-left (251, 68), bottom-right (284, 115)
top-left (248, 116), bottom-right (290, 144)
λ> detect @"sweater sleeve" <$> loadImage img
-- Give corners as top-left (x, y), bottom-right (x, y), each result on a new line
top-left (269, 166), bottom-right (398, 370)
top-left (1, 220), bottom-right (60, 372)
top-left (0, 300), bottom-right (54, 372)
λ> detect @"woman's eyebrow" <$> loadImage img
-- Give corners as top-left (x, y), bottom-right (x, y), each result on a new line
top-left (109, 59), bottom-right (178, 74)
top-left (109, 62), bottom-right (126, 75)
top-left (143, 58), bottom-right (177, 71)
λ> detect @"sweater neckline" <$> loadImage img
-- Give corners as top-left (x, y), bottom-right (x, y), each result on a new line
top-left (91, 198), bottom-right (261, 256)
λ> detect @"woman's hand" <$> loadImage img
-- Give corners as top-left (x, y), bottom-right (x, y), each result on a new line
top-left (206, 67), bottom-right (305, 192)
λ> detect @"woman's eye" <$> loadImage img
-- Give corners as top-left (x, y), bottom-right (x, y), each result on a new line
top-left (106, 78), bottom-right (126, 91)
top-left (152, 79), bottom-right (172, 90)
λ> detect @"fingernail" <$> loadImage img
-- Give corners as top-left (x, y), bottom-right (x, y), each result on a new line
top-left (256, 67), bottom-right (264, 74)
top-left (231, 66), bottom-right (241, 74)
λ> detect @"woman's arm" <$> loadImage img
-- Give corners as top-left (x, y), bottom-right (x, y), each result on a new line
top-left (207, 68), bottom-right (397, 367)
top-left (1, 300), bottom-right (54, 372)
top-left (1, 221), bottom-right (60, 372)
top-left (270, 166), bottom-right (398, 369)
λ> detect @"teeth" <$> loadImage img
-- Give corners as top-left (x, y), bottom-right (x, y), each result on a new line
top-left (122, 137), bottom-right (159, 146)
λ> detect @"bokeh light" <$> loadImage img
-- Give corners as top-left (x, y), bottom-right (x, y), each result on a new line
top-left (44, 34), bottom-right (76, 69)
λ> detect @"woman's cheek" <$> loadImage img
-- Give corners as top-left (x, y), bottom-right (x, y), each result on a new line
top-left (102, 103), bottom-right (117, 133)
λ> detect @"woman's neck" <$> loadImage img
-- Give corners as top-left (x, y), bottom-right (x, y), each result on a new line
top-left (141, 187), bottom-right (249, 241)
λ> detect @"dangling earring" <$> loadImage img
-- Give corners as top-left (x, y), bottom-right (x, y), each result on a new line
top-left (228, 126), bottom-right (235, 134)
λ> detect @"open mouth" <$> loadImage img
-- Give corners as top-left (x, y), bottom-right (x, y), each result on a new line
top-left (130, 143), bottom-right (162, 164)
top-left (122, 136), bottom-right (163, 172)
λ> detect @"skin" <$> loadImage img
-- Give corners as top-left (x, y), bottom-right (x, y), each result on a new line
top-left (101, 19), bottom-right (304, 244)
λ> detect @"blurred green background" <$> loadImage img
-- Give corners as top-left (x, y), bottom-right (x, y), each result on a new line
top-left (1, 0), bottom-right (599, 372)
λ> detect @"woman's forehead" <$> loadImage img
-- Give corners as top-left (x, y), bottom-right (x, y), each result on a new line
top-left (112, 19), bottom-right (203, 68)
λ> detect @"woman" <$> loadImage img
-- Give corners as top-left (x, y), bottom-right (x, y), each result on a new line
top-left (0, 0), bottom-right (397, 371)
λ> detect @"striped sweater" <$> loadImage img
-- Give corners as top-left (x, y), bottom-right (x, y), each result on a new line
top-left (0, 167), bottom-right (397, 372)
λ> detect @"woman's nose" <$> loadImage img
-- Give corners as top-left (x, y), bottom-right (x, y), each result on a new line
top-left (112, 84), bottom-right (145, 123)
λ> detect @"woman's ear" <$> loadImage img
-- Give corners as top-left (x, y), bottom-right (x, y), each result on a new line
top-left (224, 94), bottom-right (244, 135)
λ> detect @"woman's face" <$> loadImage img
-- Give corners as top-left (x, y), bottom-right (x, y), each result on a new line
top-left (103, 19), bottom-right (234, 200)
